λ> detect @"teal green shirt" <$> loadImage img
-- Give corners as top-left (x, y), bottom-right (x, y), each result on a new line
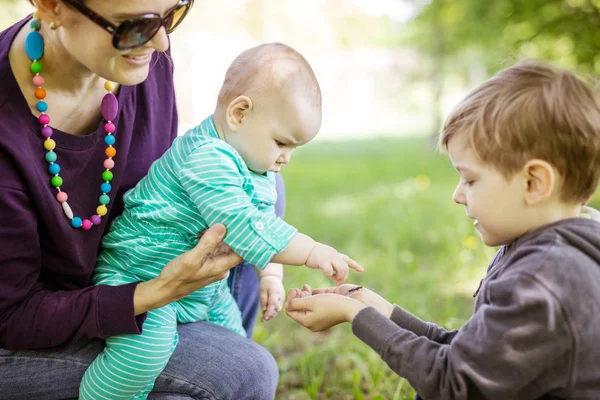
top-left (106, 116), bottom-right (297, 269)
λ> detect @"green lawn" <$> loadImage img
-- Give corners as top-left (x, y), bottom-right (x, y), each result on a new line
top-left (252, 136), bottom-right (600, 399)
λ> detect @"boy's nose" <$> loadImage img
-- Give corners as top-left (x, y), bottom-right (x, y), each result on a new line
top-left (452, 185), bottom-right (465, 205)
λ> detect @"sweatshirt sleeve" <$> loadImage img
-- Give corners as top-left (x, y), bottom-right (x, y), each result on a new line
top-left (389, 305), bottom-right (459, 344)
top-left (352, 272), bottom-right (571, 400)
top-left (0, 187), bottom-right (145, 350)
top-left (179, 143), bottom-right (297, 269)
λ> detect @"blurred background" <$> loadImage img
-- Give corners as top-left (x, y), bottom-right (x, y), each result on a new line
top-left (3, 1), bottom-right (600, 398)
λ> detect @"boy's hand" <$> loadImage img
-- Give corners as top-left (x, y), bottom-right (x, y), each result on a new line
top-left (312, 284), bottom-right (394, 318)
top-left (259, 275), bottom-right (285, 322)
top-left (285, 285), bottom-right (366, 331)
top-left (305, 243), bottom-right (363, 285)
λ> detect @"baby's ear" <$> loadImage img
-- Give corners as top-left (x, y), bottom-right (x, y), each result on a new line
top-left (523, 159), bottom-right (556, 205)
top-left (226, 96), bottom-right (253, 131)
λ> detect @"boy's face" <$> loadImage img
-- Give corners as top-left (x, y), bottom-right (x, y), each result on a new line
top-left (228, 89), bottom-right (322, 174)
top-left (448, 134), bottom-right (529, 246)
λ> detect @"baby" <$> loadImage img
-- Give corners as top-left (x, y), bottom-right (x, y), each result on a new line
top-left (79, 43), bottom-right (362, 400)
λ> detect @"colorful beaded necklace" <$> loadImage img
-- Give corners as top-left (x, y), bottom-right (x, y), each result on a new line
top-left (25, 13), bottom-right (118, 230)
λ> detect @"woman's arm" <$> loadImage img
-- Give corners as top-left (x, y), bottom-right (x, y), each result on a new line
top-left (0, 187), bottom-right (240, 350)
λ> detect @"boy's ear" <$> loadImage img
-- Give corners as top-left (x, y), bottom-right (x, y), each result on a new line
top-left (522, 159), bottom-right (556, 205)
top-left (226, 96), bottom-right (253, 132)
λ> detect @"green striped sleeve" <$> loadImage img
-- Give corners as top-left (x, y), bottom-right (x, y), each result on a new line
top-left (178, 142), bottom-right (297, 269)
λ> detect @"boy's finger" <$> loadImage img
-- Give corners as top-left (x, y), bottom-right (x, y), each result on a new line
top-left (302, 284), bottom-right (312, 294)
top-left (312, 287), bottom-right (336, 295)
top-left (286, 296), bottom-right (313, 312)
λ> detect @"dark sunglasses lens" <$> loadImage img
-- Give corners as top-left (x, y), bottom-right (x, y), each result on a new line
top-left (166, 2), bottom-right (191, 33)
top-left (116, 18), bottom-right (162, 50)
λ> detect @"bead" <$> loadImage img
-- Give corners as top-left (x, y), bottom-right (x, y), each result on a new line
top-left (32, 75), bottom-right (44, 87)
top-left (45, 151), bottom-right (57, 162)
top-left (36, 101), bottom-right (48, 112)
top-left (82, 219), bottom-right (93, 230)
top-left (30, 19), bottom-right (41, 31)
top-left (102, 170), bottom-right (113, 182)
top-left (104, 81), bottom-right (116, 92)
top-left (44, 138), bottom-right (56, 150)
top-left (48, 163), bottom-right (60, 175)
top-left (50, 175), bottom-right (63, 187)
top-left (100, 182), bottom-right (112, 193)
top-left (105, 147), bottom-right (116, 158)
top-left (99, 194), bottom-right (110, 205)
top-left (101, 93), bottom-right (118, 120)
top-left (33, 11), bottom-right (40, 19)
top-left (104, 159), bottom-right (115, 170)
top-left (90, 215), bottom-right (101, 225)
top-left (71, 217), bottom-right (83, 228)
top-left (39, 113), bottom-right (50, 125)
top-left (104, 122), bottom-right (115, 133)
top-left (30, 61), bottom-right (42, 74)
top-left (56, 191), bottom-right (68, 203)
top-left (104, 135), bottom-right (116, 146)
top-left (97, 205), bottom-right (108, 216)
top-left (24, 31), bottom-right (44, 60)
top-left (62, 202), bottom-right (74, 219)
top-left (41, 126), bottom-right (53, 138)
top-left (35, 87), bottom-right (46, 99)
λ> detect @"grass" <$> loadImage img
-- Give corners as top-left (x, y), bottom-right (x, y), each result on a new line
top-left (252, 136), bottom-right (600, 399)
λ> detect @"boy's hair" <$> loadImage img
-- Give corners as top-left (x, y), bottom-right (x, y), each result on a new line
top-left (217, 42), bottom-right (321, 110)
top-left (439, 60), bottom-right (600, 203)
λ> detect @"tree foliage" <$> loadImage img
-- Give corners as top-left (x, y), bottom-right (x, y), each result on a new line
top-left (410, 0), bottom-right (600, 73)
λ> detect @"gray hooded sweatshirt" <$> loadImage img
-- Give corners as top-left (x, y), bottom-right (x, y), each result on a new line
top-left (352, 214), bottom-right (600, 399)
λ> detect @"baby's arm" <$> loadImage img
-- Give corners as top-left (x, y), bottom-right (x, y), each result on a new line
top-left (272, 233), bottom-right (363, 285)
top-left (180, 143), bottom-right (362, 283)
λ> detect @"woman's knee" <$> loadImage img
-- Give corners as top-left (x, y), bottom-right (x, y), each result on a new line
top-left (235, 341), bottom-right (278, 399)
top-left (158, 322), bottom-right (278, 399)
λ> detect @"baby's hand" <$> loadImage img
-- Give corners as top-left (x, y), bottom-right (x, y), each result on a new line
top-left (305, 243), bottom-right (363, 286)
top-left (259, 275), bottom-right (285, 322)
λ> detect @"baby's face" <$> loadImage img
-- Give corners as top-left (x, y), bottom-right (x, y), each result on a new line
top-left (230, 89), bottom-right (322, 174)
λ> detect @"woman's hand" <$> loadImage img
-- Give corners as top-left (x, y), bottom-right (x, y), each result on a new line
top-left (312, 284), bottom-right (394, 318)
top-left (133, 224), bottom-right (242, 315)
top-left (285, 285), bottom-right (366, 331)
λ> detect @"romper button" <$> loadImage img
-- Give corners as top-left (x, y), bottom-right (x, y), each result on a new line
top-left (255, 221), bottom-right (264, 230)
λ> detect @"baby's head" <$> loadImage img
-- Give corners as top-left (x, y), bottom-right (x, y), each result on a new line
top-left (213, 43), bottom-right (322, 174)
top-left (439, 61), bottom-right (600, 246)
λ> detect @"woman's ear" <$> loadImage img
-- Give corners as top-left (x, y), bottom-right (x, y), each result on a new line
top-left (225, 96), bottom-right (253, 132)
top-left (32, 0), bottom-right (63, 25)
top-left (522, 159), bottom-right (556, 205)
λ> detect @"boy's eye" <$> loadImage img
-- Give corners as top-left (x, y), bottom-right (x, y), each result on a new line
top-left (275, 140), bottom-right (285, 147)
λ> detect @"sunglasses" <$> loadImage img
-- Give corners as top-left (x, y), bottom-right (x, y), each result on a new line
top-left (61, 0), bottom-right (193, 50)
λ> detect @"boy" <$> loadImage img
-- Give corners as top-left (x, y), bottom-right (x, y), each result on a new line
top-left (80, 43), bottom-right (362, 400)
top-left (286, 61), bottom-right (600, 399)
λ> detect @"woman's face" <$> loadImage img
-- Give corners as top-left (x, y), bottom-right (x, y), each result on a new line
top-left (53, 0), bottom-right (180, 85)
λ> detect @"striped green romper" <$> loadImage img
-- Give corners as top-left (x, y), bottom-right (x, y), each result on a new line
top-left (79, 116), bottom-right (297, 400)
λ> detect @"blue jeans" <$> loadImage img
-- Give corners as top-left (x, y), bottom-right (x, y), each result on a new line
top-left (0, 175), bottom-right (287, 399)
top-left (0, 321), bottom-right (277, 400)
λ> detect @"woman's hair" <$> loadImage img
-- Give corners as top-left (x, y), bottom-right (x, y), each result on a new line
top-left (439, 60), bottom-right (600, 203)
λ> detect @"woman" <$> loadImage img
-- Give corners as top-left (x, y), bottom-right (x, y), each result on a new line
top-left (0, 0), bottom-right (281, 398)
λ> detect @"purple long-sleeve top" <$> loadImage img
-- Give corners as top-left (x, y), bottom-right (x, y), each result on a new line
top-left (0, 17), bottom-right (180, 350)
